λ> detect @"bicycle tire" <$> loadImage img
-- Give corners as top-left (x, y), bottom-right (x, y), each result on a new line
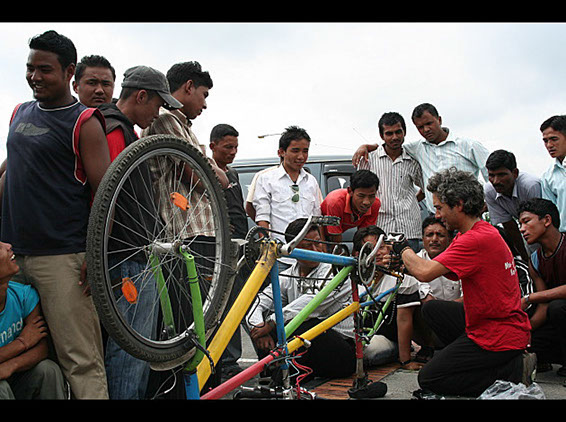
top-left (87, 134), bottom-right (235, 364)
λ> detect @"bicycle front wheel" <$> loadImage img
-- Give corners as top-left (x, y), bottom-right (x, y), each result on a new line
top-left (87, 135), bottom-right (235, 365)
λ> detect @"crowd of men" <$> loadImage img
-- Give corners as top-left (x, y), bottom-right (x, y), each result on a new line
top-left (0, 29), bottom-right (564, 400)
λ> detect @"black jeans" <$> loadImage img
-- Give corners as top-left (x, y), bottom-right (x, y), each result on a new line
top-left (258, 318), bottom-right (356, 380)
top-left (418, 300), bottom-right (524, 397)
top-left (529, 299), bottom-right (566, 366)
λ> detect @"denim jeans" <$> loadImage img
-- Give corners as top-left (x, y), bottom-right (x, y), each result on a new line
top-left (105, 259), bottom-right (158, 399)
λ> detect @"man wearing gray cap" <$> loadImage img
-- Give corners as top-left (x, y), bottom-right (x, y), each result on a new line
top-left (98, 65), bottom-right (182, 400)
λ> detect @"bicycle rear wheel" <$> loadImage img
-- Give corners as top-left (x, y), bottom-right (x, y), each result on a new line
top-left (87, 135), bottom-right (235, 365)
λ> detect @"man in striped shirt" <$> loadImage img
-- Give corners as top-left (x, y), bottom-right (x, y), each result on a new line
top-left (357, 112), bottom-right (425, 251)
top-left (353, 103), bottom-right (490, 215)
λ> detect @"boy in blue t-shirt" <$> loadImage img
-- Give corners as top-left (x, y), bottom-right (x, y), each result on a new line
top-left (0, 242), bottom-right (66, 399)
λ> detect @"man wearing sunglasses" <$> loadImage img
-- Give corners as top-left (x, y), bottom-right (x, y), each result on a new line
top-left (252, 126), bottom-right (323, 271)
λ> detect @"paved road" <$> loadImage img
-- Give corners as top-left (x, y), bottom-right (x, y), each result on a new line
top-left (234, 330), bottom-right (565, 400)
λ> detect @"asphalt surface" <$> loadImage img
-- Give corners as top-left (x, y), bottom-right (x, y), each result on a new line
top-left (228, 330), bottom-right (566, 400)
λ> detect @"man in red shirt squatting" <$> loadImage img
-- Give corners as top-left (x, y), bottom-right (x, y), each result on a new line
top-left (321, 169), bottom-right (381, 244)
top-left (392, 167), bottom-right (534, 398)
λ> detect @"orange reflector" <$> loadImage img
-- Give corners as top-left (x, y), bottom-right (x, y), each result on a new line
top-left (170, 192), bottom-right (189, 211)
top-left (121, 277), bottom-right (138, 304)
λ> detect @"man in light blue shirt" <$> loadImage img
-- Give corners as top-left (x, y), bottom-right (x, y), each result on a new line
top-left (353, 103), bottom-right (490, 214)
top-left (484, 149), bottom-right (541, 260)
top-left (540, 115), bottom-right (566, 232)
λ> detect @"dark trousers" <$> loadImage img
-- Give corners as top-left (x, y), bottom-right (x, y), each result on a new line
top-left (259, 318), bottom-right (356, 380)
top-left (293, 318), bottom-right (356, 379)
top-left (529, 299), bottom-right (566, 366)
top-left (418, 300), bottom-right (523, 397)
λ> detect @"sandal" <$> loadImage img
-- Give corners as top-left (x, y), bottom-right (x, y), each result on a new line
top-left (400, 360), bottom-right (424, 371)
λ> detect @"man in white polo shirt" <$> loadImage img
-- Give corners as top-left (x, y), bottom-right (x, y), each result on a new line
top-left (252, 126), bottom-right (323, 270)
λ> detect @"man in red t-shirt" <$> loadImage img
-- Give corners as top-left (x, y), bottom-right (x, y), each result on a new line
top-left (321, 170), bottom-right (381, 243)
top-left (393, 167), bottom-right (534, 398)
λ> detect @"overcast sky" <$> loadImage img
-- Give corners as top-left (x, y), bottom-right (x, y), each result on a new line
top-left (0, 21), bottom-right (563, 178)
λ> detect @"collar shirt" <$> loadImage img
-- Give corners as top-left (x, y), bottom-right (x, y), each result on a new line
top-left (541, 158), bottom-right (566, 232)
top-left (141, 108), bottom-right (214, 237)
top-left (416, 249), bottom-right (462, 301)
top-left (321, 188), bottom-right (380, 235)
top-left (252, 164), bottom-right (323, 243)
top-left (246, 262), bottom-right (355, 339)
top-left (484, 172), bottom-right (541, 225)
top-left (364, 270), bottom-right (421, 306)
top-left (403, 129), bottom-right (490, 213)
top-left (358, 145), bottom-right (424, 239)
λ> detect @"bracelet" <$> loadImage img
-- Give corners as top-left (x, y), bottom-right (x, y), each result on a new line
top-left (399, 246), bottom-right (412, 256)
top-left (399, 359), bottom-right (412, 366)
top-left (16, 337), bottom-right (28, 351)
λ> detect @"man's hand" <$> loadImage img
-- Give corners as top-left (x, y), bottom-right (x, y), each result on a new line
top-left (250, 321), bottom-right (275, 352)
top-left (79, 260), bottom-right (91, 296)
top-left (391, 237), bottom-right (411, 256)
top-left (18, 315), bottom-right (48, 351)
top-left (352, 144), bottom-right (370, 167)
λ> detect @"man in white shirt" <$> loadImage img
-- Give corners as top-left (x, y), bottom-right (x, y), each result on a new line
top-left (252, 126), bottom-right (323, 269)
top-left (417, 216), bottom-right (462, 303)
top-left (246, 218), bottom-right (356, 380)
top-left (352, 103), bottom-right (490, 214)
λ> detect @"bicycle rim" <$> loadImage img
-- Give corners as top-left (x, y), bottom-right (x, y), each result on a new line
top-left (87, 135), bottom-right (235, 364)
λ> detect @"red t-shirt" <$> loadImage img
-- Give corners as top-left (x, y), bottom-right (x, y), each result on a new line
top-left (434, 220), bottom-right (531, 352)
top-left (107, 127), bottom-right (128, 162)
top-left (321, 188), bottom-right (380, 235)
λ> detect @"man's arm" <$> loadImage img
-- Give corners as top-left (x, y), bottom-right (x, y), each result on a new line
top-left (399, 247), bottom-right (451, 283)
top-left (0, 306), bottom-right (49, 380)
top-left (524, 260), bottom-right (566, 306)
top-left (523, 261), bottom-right (549, 329)
top-left (352, 143), bottom-right (378, 167)
top-left (79, 115), bottom-right (111, 194)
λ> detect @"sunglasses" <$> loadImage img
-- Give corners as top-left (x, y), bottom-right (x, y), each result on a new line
top-left (290, 184), bottom-right (300, 202)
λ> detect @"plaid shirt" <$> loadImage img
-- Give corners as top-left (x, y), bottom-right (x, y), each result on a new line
top-left (141, 108), bottom-right (214, 238)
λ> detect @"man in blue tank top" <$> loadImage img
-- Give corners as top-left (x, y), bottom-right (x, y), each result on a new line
top-left (0, 30), bottom-right (110, 399)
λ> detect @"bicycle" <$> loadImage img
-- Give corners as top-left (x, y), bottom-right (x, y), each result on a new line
top-left (86, 134), bottom-right (406, 400)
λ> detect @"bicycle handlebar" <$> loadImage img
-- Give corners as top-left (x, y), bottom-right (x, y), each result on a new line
top-left (279, 215), bottom-right (340, 256)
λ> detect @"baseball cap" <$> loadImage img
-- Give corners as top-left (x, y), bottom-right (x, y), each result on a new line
top-left (121, 65), bottom-right (183, 110)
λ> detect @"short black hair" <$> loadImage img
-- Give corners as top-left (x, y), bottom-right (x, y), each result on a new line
top-left (421, 215), bottom-right (454, 238)
top-left (412, 103), bottom-right (439, 120)
top-left (378, 112), bottom-right (406, 137)
top-left (29, 30), bottom-right (77, 70)
top-left (485, 149), bottom-right (517, 172)
top-left (352, 225), bottom-right (385, 254)
top-left (350, 169), bottom-right (379, 191)
top-left (540, 115), bottom-right (566, 136)
top-left (284, 218), bottom-right (320, 243)
top-left (167, 61), bottom-right (213, 93)
top-left (210, 123), bottom-right (239, 143)
top-left (278, 125), bottom-right (311, 151)
top-left (75, 55), bottom-right (116, 82)
top-left (518, 198), bottom-right (561, 229)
